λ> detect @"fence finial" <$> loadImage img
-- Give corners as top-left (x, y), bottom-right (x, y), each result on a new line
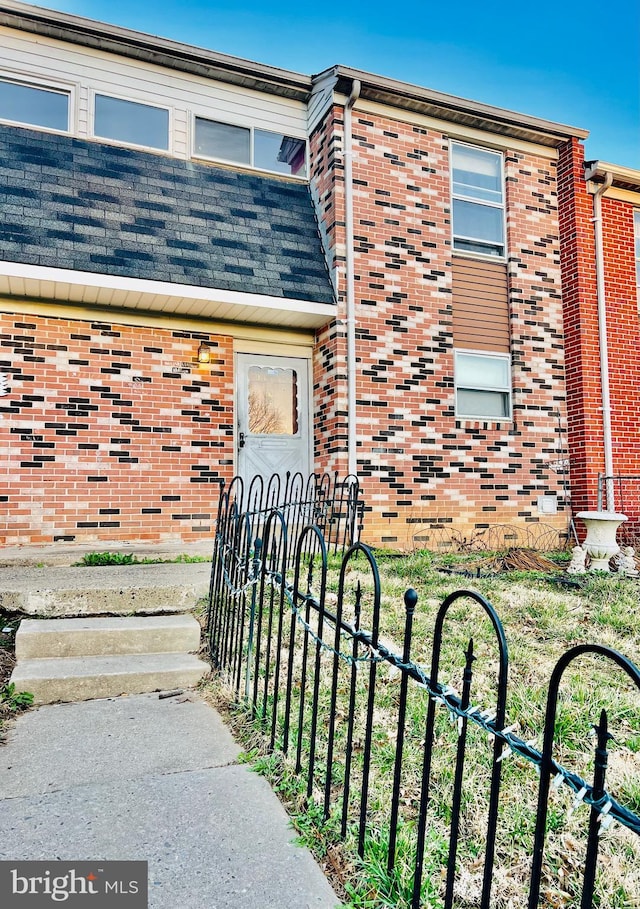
top-left (404, 588), bottom-right (418, 613)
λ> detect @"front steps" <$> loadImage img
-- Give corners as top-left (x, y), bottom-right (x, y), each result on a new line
top-left (0, 562), bottom-right (211, 617)
top-left (10, 614), bottom-right (209, 705)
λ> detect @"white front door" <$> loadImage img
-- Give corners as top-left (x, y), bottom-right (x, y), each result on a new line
top-left (236, 353), bottom-right (311, 491)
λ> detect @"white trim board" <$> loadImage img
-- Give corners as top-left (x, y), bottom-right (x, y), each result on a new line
top-left (0, 261), bottom-right (336, 329)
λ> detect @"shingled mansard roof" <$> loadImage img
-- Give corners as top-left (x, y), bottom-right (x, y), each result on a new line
top-left (0, 124), bottom-right (335, 306)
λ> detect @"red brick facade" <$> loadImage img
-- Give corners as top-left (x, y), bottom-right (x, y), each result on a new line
top-left (1, 106), bottom-right (573, 548)
top-left (0, 313), bottom-right (234, 543)
top-left (0, 14), bottom-right (608, 550)
top-left (558, 140), bottom-right (640, 528)
top-left (312, 105), bottom-right (569, 547)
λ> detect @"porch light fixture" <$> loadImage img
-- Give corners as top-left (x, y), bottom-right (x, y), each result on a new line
top-left (197, 342), bottom-right (211, 364)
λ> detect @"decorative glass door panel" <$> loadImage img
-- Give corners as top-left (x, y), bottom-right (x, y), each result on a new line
top-left (237, 353), bottom-right (310, 489)
top-left (247, 365), bottom-right (299, 436)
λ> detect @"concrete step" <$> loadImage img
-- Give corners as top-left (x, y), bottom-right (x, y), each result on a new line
top-left (10, 652), bottom-right (210, 705)
top-left (0, 562), bottom-right (211, 617)
top-left (15, 615), bottom-right (202, 660)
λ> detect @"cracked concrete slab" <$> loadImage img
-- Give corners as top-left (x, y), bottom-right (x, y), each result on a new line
top-left (0, 562), bottom-right (211, 616)
top-left (0, 694), bottom-right (340, 908)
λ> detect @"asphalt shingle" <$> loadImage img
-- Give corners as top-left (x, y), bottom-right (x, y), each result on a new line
top-left (0, 124), bottom-right (335, 305)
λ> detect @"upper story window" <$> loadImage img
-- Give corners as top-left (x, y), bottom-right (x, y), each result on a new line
top-left (94, 94), bottom-right (169, 151)
top-left (451, 141), bottom-right (505, 258)
top-left (194, 116), bottom-right (307, 178)
top-left (455, 350), bottom-right (511, 419)
top-left (0, 76), bottom-right (69, 132)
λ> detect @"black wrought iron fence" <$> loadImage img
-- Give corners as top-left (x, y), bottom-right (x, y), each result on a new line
top-left (207, 495), bottom-right (640, 908)
top-left (213, 471), bottom-right (362, 559)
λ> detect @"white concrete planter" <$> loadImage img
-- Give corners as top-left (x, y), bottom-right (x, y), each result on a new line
top-left (576, 511), bottom-right (627, 571)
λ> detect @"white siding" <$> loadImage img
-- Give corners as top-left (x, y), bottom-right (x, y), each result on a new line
top-left (0, 26), bottom-right (308, 158)
top-left (307, 74), bottom-right (336, 135)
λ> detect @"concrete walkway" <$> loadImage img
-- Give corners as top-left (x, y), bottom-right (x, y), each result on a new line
top-left (0, 539), bottom-right (214, 568)
top-left (0, 693), bottom-right (341, 908)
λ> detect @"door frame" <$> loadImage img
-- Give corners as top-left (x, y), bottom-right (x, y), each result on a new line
top-left (234, 349), bottom-right (313, 484)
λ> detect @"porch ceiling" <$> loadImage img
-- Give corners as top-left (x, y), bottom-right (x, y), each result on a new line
top-left (0, 262), bottom-right (337, 330)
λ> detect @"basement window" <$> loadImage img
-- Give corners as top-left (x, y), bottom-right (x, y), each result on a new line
top-left (455, 350), bottom-right (511, 419)
top-left (0, 77), bottom-right (69, 131)
top-left (451, 141), bottom-right (505, 258)
top-left (194, 117), bottom-right (307, 177)
top-left (94, 94), bottom-right (169, 150)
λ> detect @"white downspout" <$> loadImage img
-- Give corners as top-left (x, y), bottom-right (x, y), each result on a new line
top-left (587, 166), bottom-right (614, 508)
top-left (344, 79), bottom-right (360, 477)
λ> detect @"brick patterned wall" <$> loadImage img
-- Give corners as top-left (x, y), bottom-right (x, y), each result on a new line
top-left (1, 112), bottom-right (575, 550)
top-left (0, 311), bottom-right (234, 543)
top-left (311, 108), bottom-right (349, 479)
top-left (312, 105), bottom-right (569, 547)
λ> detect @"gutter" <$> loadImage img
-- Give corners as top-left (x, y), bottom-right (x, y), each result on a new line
top-left (0, 0), bottom-right (311, 99)
top-left (326, 65), bottom-right (589, 148)
top-left (343, 79), bottom-right (361, 478)
top-left (583, 160), bottom-right (640, 194)
top-left (2, 1), bottom-right (590, 145)
top-left (584, 161), bottom-right (614, 508)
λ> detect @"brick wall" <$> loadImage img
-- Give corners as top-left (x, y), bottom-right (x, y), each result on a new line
top-left (601, 196), bottom-right (640, 513)
top-left (311, 108), bottom-right (349, 479)
top-left (557, 139), bottom-right (603, 516)
top-left (1, 111), bottom-right (577, 550)
top-left (0, 312), bottom-right (234, 543)
top-left (312, 105), bottom-right (569, 547)
top-left (558, 140), bottom-right (640, 527)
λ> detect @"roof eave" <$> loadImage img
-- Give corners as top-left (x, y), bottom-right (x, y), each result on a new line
top-left (0, 262), bottom-right (337, 330)
top-left (1, 1), bottom-right (590, 147)
top-left (584, 159), bottom-right (640, 194)
top-left (0, 0), bottom-right (312, 101)
top-left (322, 65), bottom-right (589, 148)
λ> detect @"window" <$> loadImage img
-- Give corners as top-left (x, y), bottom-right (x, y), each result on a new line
top-left (247, 366), bottom-right (299, 435)
top-left (194, 119), bottom-right (250, 165)
top-left (0, 77), bottom-right (69, 131)
top-left (635, 210), bottom-right (640, 304)
top-left (455, 351), bottom-right (511, 419)
top-left (451, 142), bottom-right (505, 257)
top-left (94, 94), bottom-right (169, 150)
top-left (194, 117), bottom-right (307, 177)
top-left (254, 129), bottom-right (306, 175)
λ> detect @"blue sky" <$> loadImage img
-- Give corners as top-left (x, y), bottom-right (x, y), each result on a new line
top-left (21, 0), bottom-right (640, 167)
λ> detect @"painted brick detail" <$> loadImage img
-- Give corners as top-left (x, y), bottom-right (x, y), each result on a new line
top-left (1, 109), bottom-right (576, 549)
top-left (0, 313), bottom-right (234, 543)
top-left (311, 107), bottom-right (569, 546)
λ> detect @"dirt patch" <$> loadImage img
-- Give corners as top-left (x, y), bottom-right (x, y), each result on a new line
top-left (0, 646), bottom-right (15, 684)
top-left (474, 548), bottom-right (563, 572)
top-left (0, 617), bottom-right (19, 734)
top-left (0, 618), bottom-right (16, 689)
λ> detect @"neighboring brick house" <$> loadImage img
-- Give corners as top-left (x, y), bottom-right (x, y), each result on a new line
top-left (0, 1), bottom-right (588, 547)
top-left (557, 142), bottom-right (640, 536)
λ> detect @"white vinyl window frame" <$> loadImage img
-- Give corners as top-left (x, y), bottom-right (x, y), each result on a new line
top-left (0, 72), bottom-right (74, 134)
top-left (454, 349), bottom-right (512, 420)
top-left (192, 114), bottom-right (308, 180)
top-left (90, 89), bottom-right (172, 154)
top-left (450, 140), bottom-right (506, 260)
